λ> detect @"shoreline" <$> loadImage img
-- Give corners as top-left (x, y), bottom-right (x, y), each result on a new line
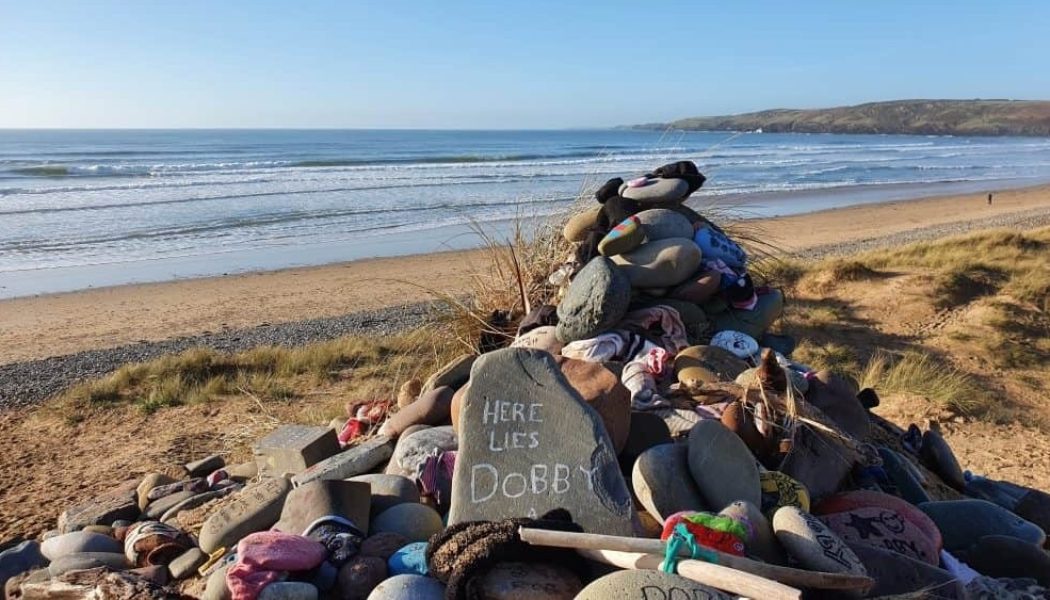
top-left (1, 183), bottom-right (1049, 370)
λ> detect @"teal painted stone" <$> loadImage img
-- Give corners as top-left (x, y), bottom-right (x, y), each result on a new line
top-left (387, 542), bottom-right (428, 576)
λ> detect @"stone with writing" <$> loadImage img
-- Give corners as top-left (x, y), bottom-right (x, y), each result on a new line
top-left (632, 443), bottom-right (707, 523)
top-left (198, 477), bottom-right (291, 554)
top-left (772, 506), bottom-right (867, 576)
top-left (292, 436), bottom-right (394, 486)
top-left (575, 569), bottom-right (732, 600)
top-left (469, 562), bottom-right (582, 600)
top-left (254, 425), bottom-right (341, 478)
top-left (819, 506), bottom-right (939, 565)
top-left (448, 348), bottom-right (634, 535)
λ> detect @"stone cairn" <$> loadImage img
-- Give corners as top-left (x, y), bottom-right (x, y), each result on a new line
top-left (4, 160), bottom-right (1050, 600)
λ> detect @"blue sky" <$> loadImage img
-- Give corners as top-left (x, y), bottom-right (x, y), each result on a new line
top-left (1, 1), bottom-right (1048, 128)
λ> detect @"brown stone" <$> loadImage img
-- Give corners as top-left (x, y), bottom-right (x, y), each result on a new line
top-left (562, 207), bottom-right (601, 243)
top-left (336, 556), bottom-right (387, 600)
top-left (421, 354), bottom-right (475, 394)
top-left (674, 345), bottom-right (749, 389)
top-left (397, 379), bottom-right (422, 409)
top-left (450, 384), bottom-right (468, 434)
top-left (556, 357), bottom-right (631, 454)
top-left (379, 386), bottom-right (454, 438)
top-left (58, 480), bottom-right (140, 533)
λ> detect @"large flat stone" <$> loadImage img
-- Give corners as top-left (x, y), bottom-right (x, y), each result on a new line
top-left (277, 479), bottom-right (371, 534)
top-left (198, 477), bottom-right (291, 554)
top-left (57, 480), bottom-right (139, 533)
top-left (254, 425), bottom-right (341, 477)
top-left (292, 436), bottom-right (394, 486)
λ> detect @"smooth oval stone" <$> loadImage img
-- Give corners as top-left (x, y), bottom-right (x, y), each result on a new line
top-left (802, 373), bottom-right (870, 440)
top-left (186, 455), bottom-right (225, 478)
top-left (385, 426), bottom-right (457, 478)
top-left (719, 500), bottom-right (786, 564)
top-left (367, 574), bottom-right (445, 600)
top-left (370, 503), bottom-right (443, 542)
top-left (709, 289), bottom-right (784, 340)
top-left (137, 473), bottom-right (177, 510)
top-left (632, 443), bottom-right (707, 522)
top-left (759, 471), bottom-right (810, 516)
top-left (848, 541), bottom-right (965, 599)
top-left (337, 555), bottom-right (387, 600)
top-left (687, 420), bottom-right (761, 510)
top-left (397, 379), bottom-right (422, 409)
top-left (348, 474), bottom-right (421, 518)
top-left (611, 238), bottom-right (703, 289)
top-left (772, 506), bottom-right (867, 576)
top-left (421, 354), bottom-right (475, 395)
top-left (168, 547), bottom-right (207, 580)
top-left (144, 490), bottom-right (197, 519)
top-left (636, 208), bottom-right (694, 242)
top-left (468, 561), bottom-right (583, 600)
top-left (675, 345), bottom-right (749, 388)
top-left (562, 207), bottom-right (601, 243)
top-left (576, 568), bottom-right (732, 600)
top-left (203, 563), bottom-right (232, 600)
top-left (598, 215), bottom-right (645, 257)
top-left (1015, 487), bottom-right (1050, 538)
top-left (198, 477), bottom-right (292, 554)
top-left (360, 532), bottom-right (410, 560)
top-left (47, 552), bottom-right (129, 577)
top-left (820, 507), bottom-right (939, 564)
top-left (557, 357), bottom-right (631, 454)
top-left (379, 387), bottom-right (454, 438)
top-left (620, 411), bottom-right (672, 468)
top-left (919, 499), bottom-right (1046, 551)
top-left (387, 541), bottom-right (428, 576)
top-left (556, 257), bottom-right (631, 343)
top-left (814, 490), bottom-right (942, 550)
top-left (258, 582), bottom-right (318, 600)
top-left (510, 325), bottom-right (563, 356)
top-left (919, 429), bottom-right (966, 491)
top-left (40, 531), bottom-right (122, 561)
top-left (955, 534), bottom-right (1050, 586)
top-left (620, 177), bottom-right (690, 204)
top-left (161, 488), bottom-right (234, 524)
top-left (0, 540), bottom-right (46, 592)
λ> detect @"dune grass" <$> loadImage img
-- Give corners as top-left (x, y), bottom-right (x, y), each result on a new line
top-left (856, 350), bottom-right (986, 415)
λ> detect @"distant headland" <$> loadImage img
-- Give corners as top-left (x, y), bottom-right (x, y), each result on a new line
top-left (631, 99), bottom-right (1050, 136)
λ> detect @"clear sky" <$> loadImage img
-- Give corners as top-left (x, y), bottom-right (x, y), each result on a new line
top-left (2, 0), bottom-right (1048, 129)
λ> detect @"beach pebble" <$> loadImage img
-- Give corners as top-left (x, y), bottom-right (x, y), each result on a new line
top-left (636, 208), bottom-right (694, 241)
top-left (955, 534), bottom-right (1050, 586)
top-left (421, 354), bottom-right (475, 394)
top-left (803, 372), bottom-right (871, 440)
top-left (396, 379), bottom-right (421, 409)
top-left (370, 503), bottom-right (443, 542)
top-left (772, 506), bottom-right (867, 576)
top-left (719, 500), bottom-right (786, 564)
top-left (632, 443), bottom-right (707, 522)
top-left (598, 215), bottom-right (644, 257)
top-left (555, 257), bottom-right (631, 343)
top-left (848, 541), bottom-right (965, 599)
top-left (145, 490), bottom-right (197, 519)
top-left (254, 425), bottom-right (341, 477)
top-left (161, 488), bottom-right (235, 524)
top-left (576, 569), bottom-right (731, 600)
top-left (0, 541), bottom-right (47, 593)
top-left (468, 561), bottom-right (583, 600)
top-left (387, 542), bottom-right (428, 576)
top-left (58, 481), bottom-right (140, 533)
top-left (137, 473), bottom-right (177, 510)
top-left (367, 574), bottom-right (445, 600)
top-left (876, 446), bottom-right (931, 505)
top-left (276, 479), bottom-right (371, 536)
top-left (198, 477), bottom-right (292, 554)
top-left (611, 237), bottom-right (702, 288)
top-left (919, 499), bottom-right (1046, 551)
top-left (40, 531), bottom-right (122, 561)
top-left (556, 357), bottom-right (631, 454)
top-left (360, 532), bottom-right (409, 560)
top-left (348, 474), bottom-right (421, 518)
top-left (619, 177), bottom-right (689, 204)
top-left (294, 436), bottom-right (394, 486)
top-left (687, 419), bottom-right (761, 510)
top-left (168, 547), bottom-right (207, 580)
top-left (203, 563), bottom-right (232, 600)
top-left (336, 555), bottom-right (387, 600)
top-left (258, 582), bottom-right (318, 600)
top-left (47, 552), bottom-right (129, 577)
top-left (919, 428), bottom-right (966, 491)
top-left (562, 206), bottom-right (601, 243)
top-left (185, 455), bottom-right (225, 478)
top-left (385, 426), bottom-right (457, 478)
top-left (674, 345), bottom-right (748, 388)
top-left (379, 386), bottom-right (453, 438)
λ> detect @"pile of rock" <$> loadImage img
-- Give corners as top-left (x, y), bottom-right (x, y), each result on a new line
top-left (2, 160), bottom-right (1049, 599)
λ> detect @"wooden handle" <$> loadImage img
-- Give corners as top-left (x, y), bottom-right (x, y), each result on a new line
top-left (577, 547), bottom-right (801, 600)
top-left (518, 527), bottom-right (874, 592)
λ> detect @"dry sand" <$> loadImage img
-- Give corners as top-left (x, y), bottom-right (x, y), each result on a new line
top-left (2, 183), bottom-right (1049, 364)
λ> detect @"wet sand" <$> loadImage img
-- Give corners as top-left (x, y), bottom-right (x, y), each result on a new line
top-left (2, 183), bottom-right (1049, 364)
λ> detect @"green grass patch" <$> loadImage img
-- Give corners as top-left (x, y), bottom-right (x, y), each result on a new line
top-left (857, 349), bottom-right (986, 416)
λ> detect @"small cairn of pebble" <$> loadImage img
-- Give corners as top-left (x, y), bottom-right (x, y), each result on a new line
top-left (3, 160), bottom-right (1050, 600)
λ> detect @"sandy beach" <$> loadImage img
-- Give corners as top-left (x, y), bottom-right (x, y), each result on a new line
top-left (2, 183), bottom-right (1049, 365)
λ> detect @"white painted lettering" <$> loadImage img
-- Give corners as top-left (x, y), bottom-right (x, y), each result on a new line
top-left (470, 464), bottom-right (498, 503)
top-left (553, 463), bottom-right (571, 493)
top-left (530, 464), bottom-right (549, 494)
top-left (502, 472), bottom-right (528, 498)
top-left (578, 465), bottom-right (599, 492)
top-left (528, 403), bottom-right (543, 422)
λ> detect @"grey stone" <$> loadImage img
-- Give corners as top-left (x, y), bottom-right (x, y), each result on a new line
top-left (58, 481), bottom-right (139, 533)
top-left (227, 461), bottom-right (259, 481)
top-left (632, 443), bottom-right (707, 522)
top-left (848, 542), bottom-right (965, 599)
top-left (955, 534), bottom-right (1050, 586)
top-left (619, 177), bottom-right (690, 204)
top-left (293, 436), bottom-right (394, 486)
top-left (509, 325), bottom-right (563, 356)
top-left (772, 506), bottom-right (867, 576)
top-left (203, 563), bottom-right (232, 600)
top-left (448, 348), bottom-right (634, 535)
top-left (254, 425), bottom-right (340, 477)
top-left (652, 407), bottom-right (701, 437)
top-left (555, 257), bottom-right (631, 343)
top-left (920, 428), bottom-right (966, 491)
top-left (167, 547), bottom-right (207, 580)
top-left (385, 426), bottom-right (457, 478)
top-left (611, 237), bottom-right (703, 289)
top-left (144, 490), bottom-right (197, 519)
top-left (421, 354), bottom-right (475, 394)
top-left (40, 531), bottom-right (122, 561)
top-left (636, 208), bottom-right (694, 242)
top-left (276, 479), bottom-right (371, 535)
top-left (0, 540), bottom-right (46, 592)
top-left (576, 569), bottom-right (732, 600)
top-left (620, 411), bottom-right (672, 469)
top-left (47, 552), bottom-right (128, 577)
top-left (468, 561), bottom-right (583, 600)
top-left (336, 555), bottom-right (387, 600)
top-left (137, 473), bottom-right (176, 510)
top-left (370, 503), bottom-right (443, 542)
top-left (198, 477), bottom-right (292, 554)
top-left (258, 581), bottom-right (319, 600)
top-left (686, 419), bottom-right (760, 511)
top-left (161, 487), bottom-right (239, 524)
top-left (347, 474), bottom-right (421, 518)
top-left (919, 499), bottom-right (1046, 551)
top-left (367, 574), bottom-right (445, 600)
top-left (719, 500), bottom-right (786, 564)
top-left (186, 454), bottom-right (226, 478)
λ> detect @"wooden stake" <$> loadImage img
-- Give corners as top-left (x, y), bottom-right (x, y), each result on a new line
top-left (518, 527), bottom-right (874, 593)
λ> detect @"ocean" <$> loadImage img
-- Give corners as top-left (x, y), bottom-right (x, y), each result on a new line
top-left (2, 128), bottom-right (1050, 298)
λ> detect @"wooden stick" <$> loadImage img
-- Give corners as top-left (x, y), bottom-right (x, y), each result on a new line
top-left (518, 527), bottom-right (874, 592)
top-left (577, 547), bottom-right (801, 600)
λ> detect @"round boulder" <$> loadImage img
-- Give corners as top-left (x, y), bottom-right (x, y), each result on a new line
top-left (370, 503), bottom-right (443, 542)
top-left (636, 208), bottom-right (694, 241)
top-left (611, 238), bottom-right (702, 289)
top-left (555, 257), bottom-right (631, 343)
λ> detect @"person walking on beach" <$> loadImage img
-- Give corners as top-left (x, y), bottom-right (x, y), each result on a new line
top-left (988, 192), bottom-right (993, 205)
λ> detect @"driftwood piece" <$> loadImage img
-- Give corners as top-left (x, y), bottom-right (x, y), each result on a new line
top-left (16, 568), bottom-right (193, 600)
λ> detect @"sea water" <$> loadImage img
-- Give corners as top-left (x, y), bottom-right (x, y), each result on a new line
top-left (2, 128), bottom-right (1049, 297)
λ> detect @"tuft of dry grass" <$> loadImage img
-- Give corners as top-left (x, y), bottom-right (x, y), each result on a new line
top-left (792, 340), bottom-right (861, 374)
top-left (856, 349), bottom-right (986, 416)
